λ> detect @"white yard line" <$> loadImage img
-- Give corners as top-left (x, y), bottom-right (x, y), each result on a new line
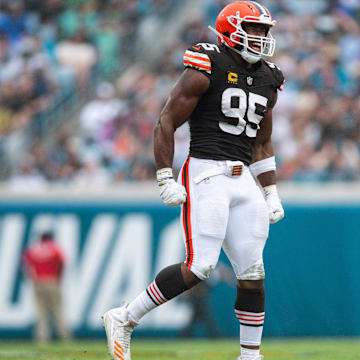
top-left (0, 350), bottom-right (40, 358)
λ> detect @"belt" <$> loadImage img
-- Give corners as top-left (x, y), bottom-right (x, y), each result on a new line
top-left (193, 161), bottom-right (244, 184)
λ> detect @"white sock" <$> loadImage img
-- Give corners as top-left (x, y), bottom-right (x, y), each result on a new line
top-left (127, 281), bottom-right (168, 322)
top-left (235, 310), bottom-right (264, 346)
top-left (127, 290), bottom-right (156, 322)
top-left (241, 346), bottom-right (260, 358)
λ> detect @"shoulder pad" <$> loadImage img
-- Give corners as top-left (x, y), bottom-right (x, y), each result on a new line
top-left (264, 61), bottom-right (285, 91)
top-left (183, 43), bottom-right (220, 75)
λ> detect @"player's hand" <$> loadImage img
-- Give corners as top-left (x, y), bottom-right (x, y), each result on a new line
top-left (157, 168), bottom-right (187, 206)
top-left (159, 179), bottom-right (187, 206)
top-left (263, 185), bottom-right (284, 224)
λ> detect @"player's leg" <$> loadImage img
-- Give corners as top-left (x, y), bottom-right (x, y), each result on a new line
top-left (103, 157), bottom-right (228, 360)
top-left (102, 262), bottom-right (201, 360)
top-left (222, 169), bottom-right (269, 360)
top-left (235, 279), bottom-right (265, 360)
top-left (122, 157), bottom-right (228, 321)
top-left (128, 157), bottom-right (229, 322)
top-left (126, 262), bottom-right (201, 323)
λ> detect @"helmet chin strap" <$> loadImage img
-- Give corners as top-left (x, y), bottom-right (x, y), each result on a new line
top-left (239, 49), bottom-right (261, 64)
top-left (208, 25), bottom-right (261, 64)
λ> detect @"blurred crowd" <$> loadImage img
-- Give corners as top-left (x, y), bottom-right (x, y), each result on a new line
top-left (2, 0), bottom-right (360, 190)
top-left (0, 0), bottom-right (120, 137)
top-left (266, 0), bottom-right (360, 181)
top-left (0, 0), bottom-right (178, 188)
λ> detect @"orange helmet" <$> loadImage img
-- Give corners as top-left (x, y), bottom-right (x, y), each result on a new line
top-left (209, 1), bottom-right (276, 63)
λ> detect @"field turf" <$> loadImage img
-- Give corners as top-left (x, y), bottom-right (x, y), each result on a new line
top-left (0, 338), bottom-right (359, 360)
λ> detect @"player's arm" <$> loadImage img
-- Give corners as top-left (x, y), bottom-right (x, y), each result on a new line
top-left (250, 92), bottom-right (284, 224)
top-left (153, 68), bottom-right (210, 206)
top-left (251, 92), bottom-right (277, 186)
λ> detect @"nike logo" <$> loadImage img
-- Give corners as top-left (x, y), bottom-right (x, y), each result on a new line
top-left (192, 46), bottom-right (200, 51)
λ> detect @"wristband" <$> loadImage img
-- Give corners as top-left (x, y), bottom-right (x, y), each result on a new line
top-left (156, 168), bottom-right (174, 186)
top-left (249, 156), bottom-right (276, 177)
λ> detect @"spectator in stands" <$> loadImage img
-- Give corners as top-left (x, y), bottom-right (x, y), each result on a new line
top-left (8, 155), bottom-right (47, 192)
top-left (0, 0), bottom-right (29, 47)
top-left (72, 152), bottom-right (111, 189)
top-left (55, 29), bottom-right (97, 88)
top-left (79, 81), bottom-right (128, 143)
top-left (22, 231), bottom-right (70, 343)
top-left (130, 156), bottom-right (156, 181)
top-left (111, 124), bottom-right (142, 180)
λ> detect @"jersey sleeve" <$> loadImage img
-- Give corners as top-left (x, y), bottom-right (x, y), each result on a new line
top-left (277, 72), bottom-right (285, 91)
top-left (183, 45), bottom-right (212, 76)
top-left (265, 61), bottom-right (285, 91)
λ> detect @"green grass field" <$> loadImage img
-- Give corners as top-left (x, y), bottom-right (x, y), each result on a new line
top-left (0, 338), bottom-right (359, 360)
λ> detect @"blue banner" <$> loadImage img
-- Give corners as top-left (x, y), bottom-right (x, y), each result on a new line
top-left (0, 201), bottom-right (359, 338)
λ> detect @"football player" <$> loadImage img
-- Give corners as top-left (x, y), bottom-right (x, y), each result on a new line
top-left (103, 2), bottom-right (285, 360)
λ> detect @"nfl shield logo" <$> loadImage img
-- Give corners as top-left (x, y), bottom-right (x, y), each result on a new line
top-left (247, 76), bottom-right (253, 86)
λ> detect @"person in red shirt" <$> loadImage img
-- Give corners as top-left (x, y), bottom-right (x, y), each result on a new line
top-left (22, 231), bottom-right (70, 343)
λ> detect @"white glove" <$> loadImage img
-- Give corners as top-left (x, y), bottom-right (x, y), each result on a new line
top-left (263, 185), bottom-right (284, 224)
top-left (157, 168), bottom-right (187, 206)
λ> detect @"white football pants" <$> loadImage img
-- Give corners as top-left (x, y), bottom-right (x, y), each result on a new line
top-left (178, 157), bottom-right (269, 281)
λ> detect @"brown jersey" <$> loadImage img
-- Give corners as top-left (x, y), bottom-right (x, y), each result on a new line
top-left (183, 43), bottom-right (285, 165)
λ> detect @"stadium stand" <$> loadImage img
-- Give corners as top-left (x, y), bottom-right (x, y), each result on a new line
top-left (0, 0), bottom-right (359, 191)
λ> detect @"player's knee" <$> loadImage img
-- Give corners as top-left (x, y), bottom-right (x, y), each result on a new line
top-left (191, 262), bottom-right (215, 280)
top-left (238, 262), bottom-right (265, 281)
